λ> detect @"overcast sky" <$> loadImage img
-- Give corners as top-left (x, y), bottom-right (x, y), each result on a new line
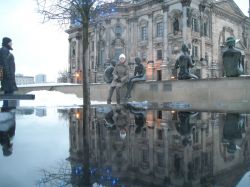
top-left (0, 0), bottom-right (249, 82)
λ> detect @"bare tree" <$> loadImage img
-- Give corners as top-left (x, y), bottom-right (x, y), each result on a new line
top-left (36, 0), bottom-right (115, 107)
top-left (57, 70), bottom-right (69, 83)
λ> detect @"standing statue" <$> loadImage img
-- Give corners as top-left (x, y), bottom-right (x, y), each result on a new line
top-left (173, 17), bottom-right (179, 33)
top-left (175, 44), bottom-right (198, 80)
top-left (222, 36), bottom-right (244, 77)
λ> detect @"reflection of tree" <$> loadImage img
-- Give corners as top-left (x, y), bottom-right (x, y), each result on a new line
top-left (37, 107), bottom-right (91, 186)
top-left (57, 109), bottom-right (70, 121)
top-left (37, 161), bottom-right (72, 186)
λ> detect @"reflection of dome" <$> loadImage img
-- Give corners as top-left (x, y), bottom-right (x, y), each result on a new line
top-left (119, 128), bottom-right (126, 140)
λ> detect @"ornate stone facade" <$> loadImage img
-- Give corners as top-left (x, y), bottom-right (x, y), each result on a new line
top-left (66, 0), bottom-right (250, 83)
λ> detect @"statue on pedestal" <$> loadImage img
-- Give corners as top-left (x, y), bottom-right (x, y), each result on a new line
top-left (222, 36), bottom-right (244, 77)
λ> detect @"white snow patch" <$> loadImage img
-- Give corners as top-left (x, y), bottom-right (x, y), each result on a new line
top-left (20, 90), bottom-right (83, 107)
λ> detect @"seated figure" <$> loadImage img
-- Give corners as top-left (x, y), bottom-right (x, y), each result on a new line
top-left (125, 57), bottom-right (146, 99)
top-left (222, 36), bottom-right (244, 77)
top-left (175, 44), bottom-right (198, 80)
top-left (103, 59), bottom-right (117, 83)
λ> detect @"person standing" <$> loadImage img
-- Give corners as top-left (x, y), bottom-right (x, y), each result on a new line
top-left (107, 54), bottom-right (129, 104)
top-left (0, 37), bottom-right (18, 108)
top-left (125, 57), bottom-right (146, 99)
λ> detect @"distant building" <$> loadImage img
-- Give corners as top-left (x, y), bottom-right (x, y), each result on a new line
top-left (66, 0), bottom-right (250, 83)
top-left (15, 74), bottom-right (34, 85)
top-left (35, 74), bottom-right (47, 84)
top-left (35, 108), bottom-right (47, 117)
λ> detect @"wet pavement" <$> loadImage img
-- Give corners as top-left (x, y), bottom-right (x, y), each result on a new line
top-left (0, 105), bottom-right (250, 187)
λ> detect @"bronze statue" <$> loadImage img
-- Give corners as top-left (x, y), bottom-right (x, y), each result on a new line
top-left (173, 18), bottom-right (179, 33)
top-left (104, 59), bottom-right (117, 83)
top-left (222, 36), bottom-right (244, 77)
top-left (175, 44), bottom-right (198, 80)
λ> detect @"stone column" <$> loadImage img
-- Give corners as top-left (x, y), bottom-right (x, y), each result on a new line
top-left (147, 14), bottom-right (155, 80)
top-left (130, 16), bottom-right (138, 59)
top-left (148, 13), bottom-right (153, 61)
top-left (105, 19), bottom-right (111, 63)
top-left (182, 7), bottom-right (188, 42)
top-left (161, 4), bottom-right (170, 80)
top-left (181, 0), bottom-right (192, 43)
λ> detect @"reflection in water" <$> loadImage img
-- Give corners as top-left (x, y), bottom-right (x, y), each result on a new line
top-left (38, 106), bottom-right (250, 187)
top-left (0, 107), bottom-right (16, 157)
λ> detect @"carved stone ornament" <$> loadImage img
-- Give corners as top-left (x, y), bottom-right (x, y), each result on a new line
top-left (181, 0), bottom-right (192, 7)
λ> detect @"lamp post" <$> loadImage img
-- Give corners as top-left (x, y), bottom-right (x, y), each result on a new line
top-left (75, 71), bottom-right (80, 83)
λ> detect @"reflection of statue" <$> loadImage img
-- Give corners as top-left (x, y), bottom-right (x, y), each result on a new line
top-left (222, 37), bottom-right (244, 77)
top-left (104, 59), bottom-right (117, 83)
top-left (223, 113), bottom-right (245, 153)
top-left (175, 44), bottom-right (198, 80)
top-left (0, 108), bottom-right (16, 156)
top-left (128, 107), bottom-right (146, 134)
top-left (176, 111), bottom-right (198, 146)
top-left (104, 108), bottom-right (115, 129)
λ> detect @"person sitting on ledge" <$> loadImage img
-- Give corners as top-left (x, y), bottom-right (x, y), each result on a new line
top-left (107, 54), bottom-right (129, 104)
top-left (175, 44), bottom-right (198, 80)
top-left (125, 57), bottom-right (146, 99)
top-left (222, 36), bottom-right (244, 77)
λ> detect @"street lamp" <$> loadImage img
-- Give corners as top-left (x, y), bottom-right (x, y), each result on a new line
top-left (74, 70), bottom-right (82, 83)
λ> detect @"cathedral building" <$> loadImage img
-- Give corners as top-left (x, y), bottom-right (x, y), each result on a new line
top-left (66, 0), bottom-right (250, 83)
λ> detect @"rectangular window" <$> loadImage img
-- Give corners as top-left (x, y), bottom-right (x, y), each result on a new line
top-left (157, 129), bottom-right (163, 140)
top-left (92, 41), bottom-right (94, 51)
top-left (157, 152), bottom-right (165, 167)
top-left (192, 18), bottom-right (198, 32)
top-left (99, 49), bottom-right (105, 66)
top-left (157, 50), bottom-right (162, 60)
top-left (141, 26), bottom-right (148, 41)
top-left (192, 128), bottom-right (199, 143)
top-left (142, 150), bottom-right (149, 163)
top-left (141, 51), bottom-right (147, 60)
top-left (157, 110), bottom-right (162, 119)
top-left (115, 25), bottom-right (122, 37)
top-left (192, 46), bottom-right (198, 58)
top-left (156, 22), bottom-right (163, 37)
top-left (203, 22), bottom-right (208, 36)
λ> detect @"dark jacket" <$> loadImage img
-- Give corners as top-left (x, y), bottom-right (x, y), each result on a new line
top-left (0, 46), bottom-right (18, 93)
